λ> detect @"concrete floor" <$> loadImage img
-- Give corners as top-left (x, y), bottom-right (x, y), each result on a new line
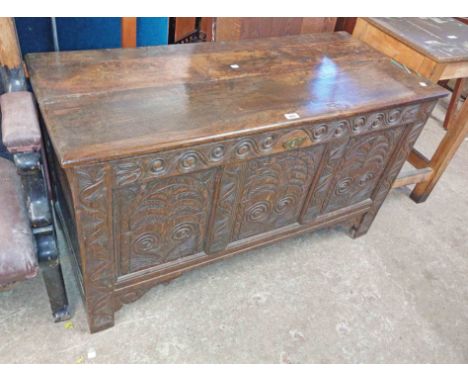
top-left (1, 101), bottom-right (468, 363)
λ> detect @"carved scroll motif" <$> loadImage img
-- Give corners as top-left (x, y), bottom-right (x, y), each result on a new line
top-left (353, 122), bottom-right (426, 236)
top-left (111, 104), bottom-right (427, 187)
top-left (71, 100), bottom-right (437, 329)
top-left (234, 146), bottom-right (324, 240)
top-left (351, 101), bottom-right (437, 236)
top-left (322, 127), bottom-right (405, 213)
top-left (116, 170), bottom-right (215, 274)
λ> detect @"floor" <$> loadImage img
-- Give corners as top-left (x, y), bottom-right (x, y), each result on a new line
top-left (1, 101), bottom-right (468, 363)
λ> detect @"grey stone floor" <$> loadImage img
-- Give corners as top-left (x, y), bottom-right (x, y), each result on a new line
top-left (1, 101), bottom-right (467, 363)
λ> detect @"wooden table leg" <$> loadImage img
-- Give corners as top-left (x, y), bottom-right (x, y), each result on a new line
top-left (443, 78), bottom-right (466, 130)
top-left (411, 98), bottom-right (468, 203)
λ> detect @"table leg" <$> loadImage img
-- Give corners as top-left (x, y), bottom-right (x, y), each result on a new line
top-left (411, 98), bottom-right (468, 203)
top-left (443, 78), bottom-right (466, 130)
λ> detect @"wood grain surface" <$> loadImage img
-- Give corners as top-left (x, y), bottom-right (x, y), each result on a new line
top-left (365, 18), bottom-right (468, 63)
top-left (27, 32), bottom-right (446, 168)
top-left (31, 32), bottom-right (448, 332)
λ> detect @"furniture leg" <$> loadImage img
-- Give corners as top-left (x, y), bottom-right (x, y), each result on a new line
top-left (41, 257), bottom-right (71, 322)
top-left (71, 164), bottom-right (116, 333)
top-left (86, 295), bottom-right (115, 333)
top-left (411, 99), bottom-right (468, 203)
top-left (444, 78), bottom-right (465, 129)
top-left (443, 78), bottom-right (466, 130)
top-left (14, 150), bottom-right (71, 322)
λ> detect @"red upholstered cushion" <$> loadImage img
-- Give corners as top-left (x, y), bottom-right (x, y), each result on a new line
top-left (0, 91), bottom-right (42, 153)
top-left (0, 157), bottom-right (38, 285)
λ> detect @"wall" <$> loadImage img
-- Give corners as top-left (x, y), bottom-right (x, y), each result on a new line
top-left (15, 17), bottom-right (169, 55)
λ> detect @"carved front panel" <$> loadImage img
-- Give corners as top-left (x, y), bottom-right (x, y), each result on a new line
top-left (205, 146), bottom-right (324, 252)
top-left (303, 127), bottom-right (404, 221)
top-left (64, 100), bottom-right (439, 332)
top-left (322, 127), bottom-right (405, 214)
top-left (115, 170), bottom-right (215, 275)
top-left (236, 148), bottom-right (323, 240)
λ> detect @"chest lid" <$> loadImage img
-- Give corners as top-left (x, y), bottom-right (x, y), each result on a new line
top-left (26, 32), bottom-right (448, 168)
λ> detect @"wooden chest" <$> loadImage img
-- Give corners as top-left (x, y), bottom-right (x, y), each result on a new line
top-left (26, 32), bottom-right (447, 332)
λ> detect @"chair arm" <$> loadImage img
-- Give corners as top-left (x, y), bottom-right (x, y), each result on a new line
top-left (0, 157), bottom-right (38, 286)
top-left (0, 91), bottom-right (42, 153)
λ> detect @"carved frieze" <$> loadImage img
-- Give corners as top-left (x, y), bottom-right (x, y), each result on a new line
top-left (111, 104), bottom-right (427, 187)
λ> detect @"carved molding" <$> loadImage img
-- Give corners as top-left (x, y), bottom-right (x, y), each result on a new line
top-left (111, 104), bottom-right (427, 186)
top-left (113, 272), bottom-right (184, 312)
top-left (206, 165), bottom-right (245, 253)
top-left (302, 138), bottom-right (349, 222)
top-left (74, 165), bottom-right (114, 331)
top-left (113, 284), bottom-right (153, 312)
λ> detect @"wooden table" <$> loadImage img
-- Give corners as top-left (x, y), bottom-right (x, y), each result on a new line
top-left (354, 17), bottom-right (468, 202)
top-left (26, 32), bottom-right (446, 332)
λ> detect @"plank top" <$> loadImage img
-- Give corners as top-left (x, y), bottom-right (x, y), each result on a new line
top-left (26, 32), bottom-right (447, 167)
top-left (366, 18), bottom-right (468, 63)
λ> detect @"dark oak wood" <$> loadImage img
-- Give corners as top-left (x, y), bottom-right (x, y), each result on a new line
top-left (27, 33), bottom-right (447, 332)
top-left (169, 18), bottom-right (336, 45)
top-left (335, 17), bottom-right (357, 34)
top-left (214, 18), bottom-right (337, 42)
top-left (354, 18), bottom-right (468, 203)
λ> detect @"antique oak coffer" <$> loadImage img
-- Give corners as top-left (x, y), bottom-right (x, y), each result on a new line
top-left (26, 32), bottom-right (447, 332)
